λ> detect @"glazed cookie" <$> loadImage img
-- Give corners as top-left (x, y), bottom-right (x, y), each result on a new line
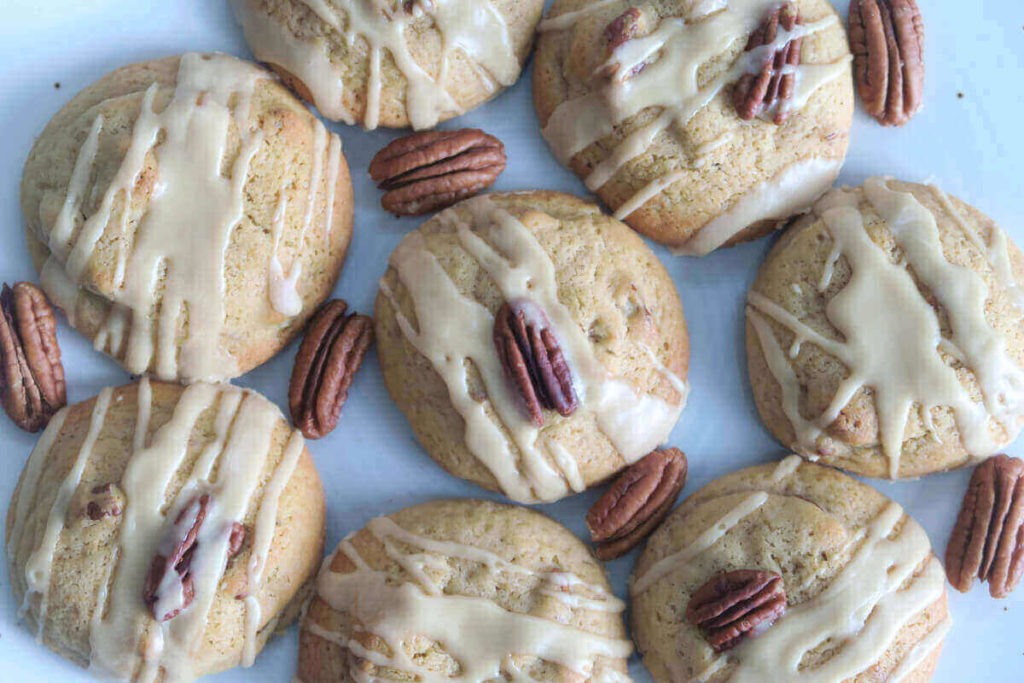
top-left (746, 177), bottom-right (1024, 478)
top-left (298, 499), bottom-right (631, 681)
top-left (631, 456), bottom-right (950, 682)
top-left (534, 0), bottom-right (853, 255)
top-left (232, 0), bottom-right (546, 130)
top-left (21, 52), bottom-right (354, 383)
top-left (5, 378), bottom-right (325, 680)
top-left (374, 191), bottom-right (689, 503)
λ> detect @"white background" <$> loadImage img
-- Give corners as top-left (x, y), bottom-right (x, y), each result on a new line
top-left (0, 1), bottom-right (1022, 681)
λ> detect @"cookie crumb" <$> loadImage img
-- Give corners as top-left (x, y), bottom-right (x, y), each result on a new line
top-left (54, 82), bottom-right (60, 89)
top-left (957, 92), bottom-right (964, 99)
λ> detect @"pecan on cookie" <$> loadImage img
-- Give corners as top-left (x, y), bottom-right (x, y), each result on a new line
top-left (586, 448), bottom-right (687, 560)
top-left (946, 454), bottom-right (1024, 598)
top-left (849, 0), bottom-right (925, 126)
top-left (687, 569), bottom-right (787, 652)
top-left (289, 299), bottom-right (374, 439)
top-left (0, 282), bottom-right (66, 432)
top-left (369, 129), bottom-right (506, 216)
top-left (493, 300), bottom-right (578, 427)
top-left (733, 3), bottom-right (802, 124)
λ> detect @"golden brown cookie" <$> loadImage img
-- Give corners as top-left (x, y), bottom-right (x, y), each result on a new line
top-left (298, 499), bottom-right (631, 682)
top-left (746, 177), bottom-right (1024, 478)
top-left (232, 0), bottom-right (546, 129)
top-left (533, 0), bottom-right (853, 255)
top-left (631, 456), bottom-right (950, 682)
top-left (374, 191), bottom-right (689, 503)
top-left (6, 379), bottom-right (325, 680)
top-left (21, 52), bottom-right (354, 383)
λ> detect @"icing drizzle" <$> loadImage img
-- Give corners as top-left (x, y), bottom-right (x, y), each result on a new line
top-left (379, 195), bottom-right (687, 502)
top-left (232, 0), bottom-right (520, 130)
top-left (8, 380), bottom-right (308, 682)
top-left (540, 0), bottom-right (849, 254)
top-left (306, 513), bottom-right (632, 681)
top-left (748, 177), bottom-right (1024, 476)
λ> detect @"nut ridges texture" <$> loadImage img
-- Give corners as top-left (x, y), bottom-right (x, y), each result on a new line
top-left (369, 129), bottom-right (507, 216)
top-left (0, 281), bottom-right (66, 432)
top-left (289, 299), bottom-right (374, 439)
top-left (946, 454), bottom-right (1024, 598)
top-left (586, 448), bottom-right (688, 560)
top-left (849, 0), bottom-right (925, 126)
top-left (493, 300), bottom-right (578, 427)
top-left (733, 2), bottom-right (803, 124)
top-left (686, 569), bottom-right (788, 652)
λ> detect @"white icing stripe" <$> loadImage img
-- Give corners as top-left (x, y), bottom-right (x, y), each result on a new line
top-left (542, 2), bottom-right (845, 242)
top-left (311, 523), bottom-right (632, 681)
top-left (888, 615), bottom-right (951, 683)
top-left (730, 503), bottom-right (946, 682)
top-left (49, 114), bottom-right (104, 256)
top-left (232, 0), bottom-right (519, 130)
top-left (21, 389), bottom-right (111, 641)
top-left (537, 0), bottom-right (619, 32)
top-left (771, 454), bottom-right (803, 482)
top-left (383, 197), bottom-right (686, 502)
top-left (243, 430), bottom-right (306, 666)
top-left (43, 53), bottom-right (269, 382)
top-left (632, 492), bottom-right (769, 594)
top-left (748, 178), bottom-right (1024, 476)
top-left (673, 157), bottom-right (843, 257)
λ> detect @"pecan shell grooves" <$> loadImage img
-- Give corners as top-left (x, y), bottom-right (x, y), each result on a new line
top-left (0, 282), bottom-right (66, 432)
top-left (369, 129), bottom-right (507, 216)
top-left (587, 448), bottom-right (687, 560)
top-left (687, 569), bottom-right (787, 652)
top-left (946, 454), bottom-right (1024, 598)
top-left (493, 301), bottom-right (578, 427)
top-left (733, 3), bottom-right (802, 124)
top-left (849, 0), bottom-right (925, 126)
top-left (289, 299), bottom-right (374, 439)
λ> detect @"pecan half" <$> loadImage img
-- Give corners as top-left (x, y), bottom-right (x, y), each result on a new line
top-left (599, 8), bottom-right (656, 81)
top-left (586, 448), bottom-right (687, 560)
top-left (849, 0), bottom-right (925, 126)
top-left (0, 282), bottom-right (66, 432)
top-left (733, 3), bottom-right (802, 124)
top-left (289, 299), bottom-right (374, 439)
top-left (144, 495), bottom-right (209, 622)
top-left (368, 129), bottom-right (506, 216)
top-left (946, 454), bottom-right (1024, 599)
top-left (686, 570), bottom-right (787, 652)
top-left (493, 300), bottom-right (578, 427)
top-left (86, 483), bottom-right (125, 521)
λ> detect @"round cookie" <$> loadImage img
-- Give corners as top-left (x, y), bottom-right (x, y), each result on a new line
top-left (21, 52), bottom-right (354, 383)
top-left (374, 191), bottom-right (689, 503)
top-left (746, 177), bottom-right (1024, 478)
top-left (298, 499), bottom-right (631, 681)
top-left (6, 379), bottom-right (325, 680)
top-left (631, 456), bottom-right (950, 682)
top-left (232, 0), bottom-right (546, 130)
top-left (533, 0), bottom-right (853, 255)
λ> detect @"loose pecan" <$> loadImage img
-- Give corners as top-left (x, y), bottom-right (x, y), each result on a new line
top-left (946, 454), bottom-right (1024, 599)
top-left (586, 448), bottom-right (688, 560)
top-left (733, 3), bottom-right (802, 124)
top-left (369, 129), bottom-right (506, 216)
top-left (86, 483), bottom-right (125, 521)
top-left (289, 299), bottom-right (374, 439)
top-left (493, 300), bottom-right (578, 427)
top-left (849, 0), bottom-right (925, 126)
top-left (686, 570), bottom-right (787, 652)
top-left (0, 282), bottom-right (66, 432)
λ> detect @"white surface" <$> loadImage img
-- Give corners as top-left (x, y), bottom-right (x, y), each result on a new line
top-left (0, 0), bottom-right (1022, 680)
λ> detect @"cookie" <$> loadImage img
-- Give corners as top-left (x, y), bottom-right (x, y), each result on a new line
top-left (232, 0), bottom-right (545, 130)
top-left (746, 177), bottom-right (1024, 478)
top-left (5, 378), bottom-right (325, 680)
top-left (533, 0), bottom-right (853, 255)
top-left (631, 456), bottom-right (950, 682)
top-left (297, 499), bottom-right (631, 682)
top-left (21, 52), bottom-right (354, 383)
top-left (374, 191), bottom-right (689, 503)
